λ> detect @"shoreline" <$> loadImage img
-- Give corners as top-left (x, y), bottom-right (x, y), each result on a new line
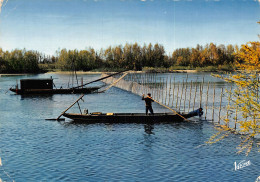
top-left (0, 73), bottom-right (29, 76)
top-left (0, 70), bottom-right (199, 76)
top-left (45, 70), bottom-right (198, 74)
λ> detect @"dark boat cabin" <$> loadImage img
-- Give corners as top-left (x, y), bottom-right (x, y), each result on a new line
top-left (20, 79), bottom-right (53, 90)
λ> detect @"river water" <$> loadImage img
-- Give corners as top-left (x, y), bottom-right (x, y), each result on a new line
top-left (0, 73), bottom-right (259, 182)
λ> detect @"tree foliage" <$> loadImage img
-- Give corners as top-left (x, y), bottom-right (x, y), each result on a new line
top-left (0, 49), bottom-right (40, 73)
top-left (209, 22), bottom-right (260, 155)
top-left (0, 42), bottom-right (247, 73)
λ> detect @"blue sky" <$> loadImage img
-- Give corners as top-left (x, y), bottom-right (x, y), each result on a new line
top-left (0, 0), bottom-right (259, 55)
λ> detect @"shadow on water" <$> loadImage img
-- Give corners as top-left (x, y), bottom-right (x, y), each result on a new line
top-left (20, 94), bottom-right (54, 100)
top-left (59, 118), bottom-right (204, 135)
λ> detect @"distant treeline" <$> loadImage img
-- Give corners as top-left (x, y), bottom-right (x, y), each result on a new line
top-left (0, 48), bottom-right (41, 73)
top-left (0, 42), bottom-right (239, 73)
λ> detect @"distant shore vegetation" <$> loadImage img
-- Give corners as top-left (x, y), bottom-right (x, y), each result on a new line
top-left (0, 42), bottom-right (252, 73)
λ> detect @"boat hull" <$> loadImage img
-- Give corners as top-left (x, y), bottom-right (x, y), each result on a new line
top-left (63, 112), bottom-right (195, 124)
top-left (10, 87), bottom-right (100, 95)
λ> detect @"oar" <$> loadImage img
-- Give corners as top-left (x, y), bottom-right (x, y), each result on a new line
top-left (146, 96), bottom-right (189, 122)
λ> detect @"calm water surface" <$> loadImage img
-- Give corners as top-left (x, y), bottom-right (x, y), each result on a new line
top-left (0, 73), bottom-right (259, 182)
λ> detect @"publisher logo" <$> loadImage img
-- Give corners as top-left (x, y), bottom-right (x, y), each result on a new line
top-left (234, 160), bottom-right (251, 171)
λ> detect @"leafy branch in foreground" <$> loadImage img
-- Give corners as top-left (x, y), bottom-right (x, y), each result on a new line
top-left (207, 22), bottom-right (260, 155)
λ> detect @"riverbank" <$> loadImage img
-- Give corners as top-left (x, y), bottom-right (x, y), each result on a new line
top-left (0, 69), bottom-right (219, 76)
top-left (46, 70), bottom-right (198, 75)
top-left (0, 73), bottom-right (29, 77)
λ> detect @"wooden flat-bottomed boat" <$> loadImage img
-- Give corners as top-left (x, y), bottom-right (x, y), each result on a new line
top-left (9, 78), bottom-right (100, 95)
top-left (9, 71), bottom-right (126, 95)
top-left (63, 111), bottom-right (201, 124)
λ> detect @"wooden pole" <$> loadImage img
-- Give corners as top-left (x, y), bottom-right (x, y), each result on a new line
top-left (176, 82), bottom-right (180, 109)
top-left (136, 76), bottom-right (140, 96)
top-left (157, 77), bottom-right (161, 100)
top-left (193, 82), bottom-right (197, 111)
top-left (226, 86), bottom-right (232, 127)
top-left (257, 76), bottom-right (259, 104)
top-left (235, 105), bottom-right (238, 130)
top-left (155, 73), bottom-right (158, 100)
top-left (183, 74), bottom-right (188, 112)
top-left (57, 94), bottom-right (85, 120)
top-left (205, 81), bottom-right (210, 120)
top-left (154, 73), bottom-right (157, 99)
top-left (141, 76), bottom-right (144, 95)
top-left (168, 75), bottom-right (172, 106)
top-left (201, 77), bottom-right (205, 93)
top-left (81, 77), bottom-right (83, 89)
top-left (152, 98), bottom-right (189, 121)
top-left (218, 88), bottom-right (223, 124)
top-left (188, 80), bottom-right (193, 112)
top-left (144, 73), bottom-right (147, 94)
top-left (184, 80), bottom-right (188, 112)
top-left (165, 78), bottom-right (168, 105)
top-left (171, 77), bottom-right (175, 107)
top-left (161, 78), bottom-right (164, 104)
top-left (199, 83), bottom-right (202, 108)
top-left (212, 83), bottom-right (216, 122)
top-left (151, 74), bottom-right (153, 95)
top-left (179, 80), bottom-right (184, 112)
top-left (77, 101), bottom-right (82, 115)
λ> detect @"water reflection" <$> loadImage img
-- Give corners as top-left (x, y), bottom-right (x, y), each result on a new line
top-left (21, 94), bottom-right (54, 100)
top-left (144, 124), bottom-right (154, 135)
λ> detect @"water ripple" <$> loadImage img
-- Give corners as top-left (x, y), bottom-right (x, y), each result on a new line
top-left (0, 74), bottom-right (259, 181)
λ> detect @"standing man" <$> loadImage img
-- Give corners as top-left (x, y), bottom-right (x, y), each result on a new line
top-left (142, 93), bottom-right (154, 115)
